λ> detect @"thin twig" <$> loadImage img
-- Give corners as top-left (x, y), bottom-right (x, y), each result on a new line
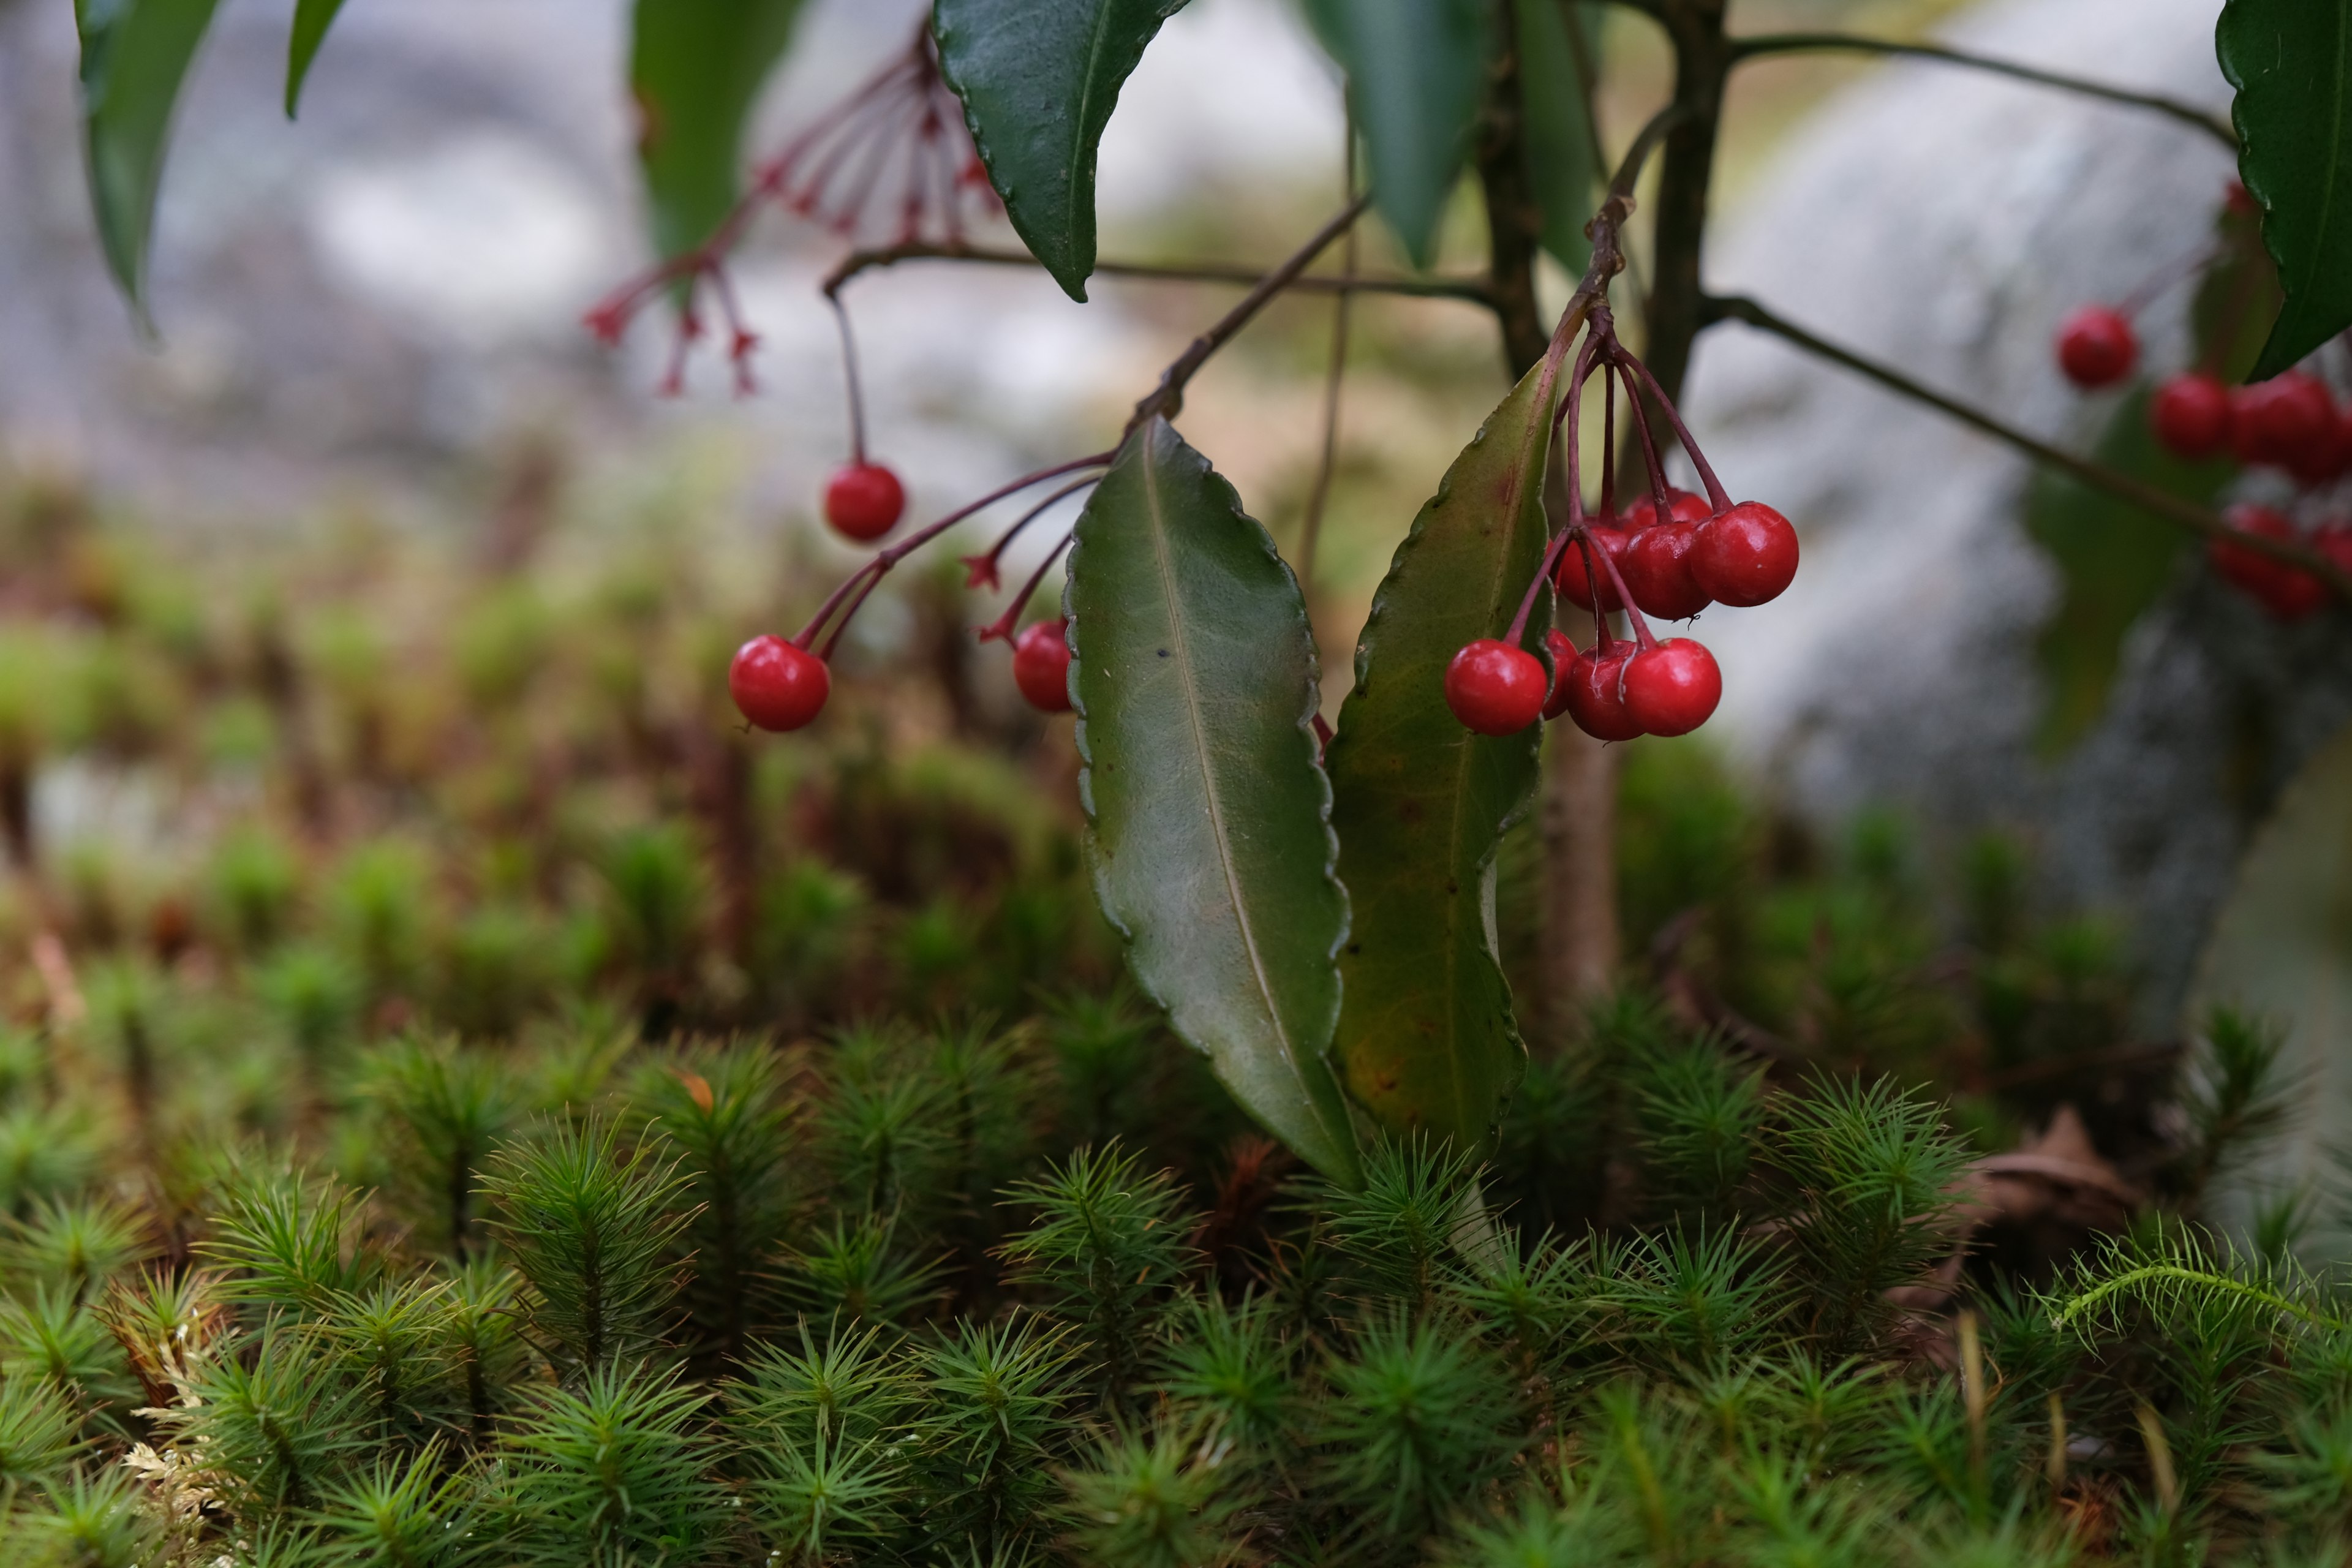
top-left (1702, 293), bottom-right (2352, 600)
top-left (1297, 124), bottom-right (1358, 593)
top-left (822, 236), bottom-right (1488, 304)
top-left (1728, 32), bottom-right (2236, 148)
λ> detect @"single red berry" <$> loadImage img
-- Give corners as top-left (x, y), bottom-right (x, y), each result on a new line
top-left (1688, 501), bottom-right (1799, 608)
top-left (2316, 522), bottom-right (2352, 576)
top-left (2288, 409), bottom-right (2352, 486)
top-left (1620, 488), bottom-right (1710, 532)
top-left (1618, 522), bottom-right (1712, 620)
top-left (2229, 372), bottom-right (2335, 470)
top-left (823, 461), bottom-right (906, 541)
top-left (2225, 178), bottom-right (2256, 218)
top-left (1554, 523), bottom-right (1630, 612)
top-left (1541, 629), bottom-right (1577, 720)
top-left (2149, 372), bottom-right (2233, 462)
top-left (1561, 646), bottom-right (1641, 742)
top-left (1445, 638), bottom-right (1548, 736)
top-left (1619, 638), bottom-right (1722, 737)
top-left (2207, 503), bottom-right (2328, 620)
top-left (729, 635), bottom-right (830, 731)
top-left (2054, 306), bottom-right (2138, 390)
top-left (1011, 618), bottom-right (1073, 712)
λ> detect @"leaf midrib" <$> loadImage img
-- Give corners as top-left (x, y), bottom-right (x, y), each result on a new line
top-left (1060, 0), bottom-right (1126, 249)
top-left (2306, 4), bottom-right (2351, 303)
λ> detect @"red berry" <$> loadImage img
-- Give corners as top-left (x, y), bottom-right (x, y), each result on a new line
top-left (1011, 618), bottom-right (1073, 712)
top-left (1621, 488), bottom-right (1710, 531)
top-left (823, 461), bottom-right (906, 541)
top-left (2317, 522), bottom-right (2352, 576)
top-left (2228, 372), bottom-right (2335, 470)
top-left (2288, 409), bottom-right (2352, 486)
top-left (1444, 638), bottom-right (1548, 736)
top-left (1618, 522), bottom-right (1711, 620)
top-left (2150, 372), bottom-right (2233, 462)
top-left (1619, 638), bottom-right (1722, 737)
top-left (2225, 178), bottom-right (2257, 218)
top-left (2055, 306), bottom-right (2138, 389)
top-left (1687, 501), bottom-right (1799, 608)
top-left (1554, 524), bottom-right (1630, 612)
top-left (1541, 629), bottom-right (1578, 720)
top-left (2208, 503), bottom-right (2328, 620)
top-left (1561, 645), bottom-right (1641, 742)
top-left (729, 635), bottom-right (830, 731)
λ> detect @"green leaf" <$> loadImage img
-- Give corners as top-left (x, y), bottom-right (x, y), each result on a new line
top-left (1069, 418), bottom-right (1360, 1185)
top-left (2217, 0), bottom-right (2352, 378)
top-left (2186, 717), bottom-right (2352, 1189)
top-left (1322, 357), bottom-right (1558, 1152)
top-left (74, 0), bottom-right (224, 325)
top-left (1303, 0), bottom-right (1493, 268)
top-left (1515, 0), bottom-right (1601, 275)
top-left (284, 0), bottom-right (345, 118)
top-left (628, 0), bottom-right (807, 260)
top-left (934, 0), bottom-right (1188, 303)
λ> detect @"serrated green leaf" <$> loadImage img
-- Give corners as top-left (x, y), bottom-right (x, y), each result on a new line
top-left (284, 0), bottom-right (346, 118)
top-left (2186, 717), bottom-right (2352, 1189)
top-left (2217, 0), bottom-right (2352, 379)
top-left (74, 0), bottom-right (223, 325)
top-left (628, 0), bottom-right (806, 260)
top-left (1069, 418), bottom-right (1361, 1184)
top-left (934, 0), bottom-right (1188, 303)
top-left (1303, 0), bottom-right (1493, 268)
top-left (1323, 357), bottom-right (1558, 1153)
top-left (1516, 0), bottom-right (1600, 275)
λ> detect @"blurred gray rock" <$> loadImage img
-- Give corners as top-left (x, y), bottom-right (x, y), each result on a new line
top-left (1684, 0), bottom-right (2352, 1032)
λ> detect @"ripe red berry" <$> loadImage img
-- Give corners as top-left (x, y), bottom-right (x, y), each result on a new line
top-left (1561, 645), bottom-right (1641, 742)
top-left (823, 461), bottom-right (906, 541)
top-left (1619, 522), bottom-right (1711, 620)
top-left (1444, 638), bottom-right (1548, 736)
top-left (729, 635), bottom-right (830, 731)
top-left (2288, 409), bottom-right (2352, 486)
top-left (1687, 501), bottom-right (1799, 608)
top-left (2229, 372), bottom-right (2335, 470)
top-left (2316, 522), bottom-right (2352, 576)
top-left (1619, 638), bottom-right (1722, 737)
top-left (2055, 306), bottom-right (2138, 389)
top-left (1620, 488), bottom-right (1710, 531)
top-left (1554, 524), bottom-right (1630, 612)
top-left (1541, 629), bottom-right (1578, 720)
top-left (2149, 372), bottom-right (2233, 461)
top-left (1011, 618), bottom-right (1073, 712)
top-left (2207, 503), bottom-right (2328, 621)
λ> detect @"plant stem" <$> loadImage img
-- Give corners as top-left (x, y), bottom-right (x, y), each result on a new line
top-left (1297, 124), bottom-right (1359, 594)
top-left (1703, 292), bottom-right (2352, 600)
top-left (822, 236), bottom-right (1485, 304)
top-left (1728, 32), bottom-right (2237, 148)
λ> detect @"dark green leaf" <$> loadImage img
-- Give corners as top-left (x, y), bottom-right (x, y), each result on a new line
top-left (284, 0), bottom-right (345, 118)
top-left (2217, 0), bottom-right (2352, 378)
top-left (1323, 358), bottom-right (1558, 1152)
top-left (74, 0), bottom-right (223, 325)
top-left (628, 0), bottom-right (807, 260)
top-left (1069, 418), bottom-right (1360, 1184)
top-left (934, 0), bottom-right (1188, 303)
top-left (1304, 0), bottom-right (1492, 268)
top-left (1515, 0), bottom-right (1601, 275)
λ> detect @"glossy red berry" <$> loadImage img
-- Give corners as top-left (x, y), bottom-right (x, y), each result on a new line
top-left (1619, 522), bottom-right (1711, 620)
top-left (1541, 629), bottom-right (1578, 720)
top-left (2149, 372), bottom-right (2233, 461)
top-left (1688, 501), bottom-right (1798, 608)
top-left (2208, 503), bottom-right (2328, 620)
top-left (2288, 409), bottom-right (2352, 486)
top-left (1011, 618), bottom-right (1073, 712)
top-left (1561, 645), bottom-right (1640, 742)
top-left (1554, 524), bottom-right (1630, 612)
top-left (2228, 372), bottom-right (2335, 470)
top-left (729, 635), bottom-right (830, 731)
top-left (1619, 638), bottom-right (1721, 737)
top-left (1445, 638), bottom-right (1548, 736)
top-left (2055, 306), bottom-right (2138, 389)
top-left (1620, 488), bottom-right (1710, 531)
top-left (823, 461), bottom-right (906, 541)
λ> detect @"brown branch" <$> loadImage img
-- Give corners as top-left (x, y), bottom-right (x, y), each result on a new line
top-left (821, 235), bottom-right (1488, 305)
top-left (1728, 32), bottom-right (2237, 148)
top-left (1702, 292), bottom-right (2352, 601)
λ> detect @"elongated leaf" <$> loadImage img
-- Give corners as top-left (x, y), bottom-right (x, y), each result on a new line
top-left (629, 0), bottom-right (806, 260)
top-left (1304, 0), bottom-right (1492, 268)
top-left (1323, 357), bottom-right (1558, 1152)
top-left (2186, 718), bottom-right (2352, 1189)
top-left (1069, 418), bottom-right (1360, 1184)
top-left (284, 0), bottom-right (346, 118)
top-left (1515, 0), bottom-right (1600, 274)
top-left (2217, 0), bottom-right (2352, 378)
top-left (934, 0), bottom-right (1188, 303)
top-left (74, 0), bottom-right (223, 324)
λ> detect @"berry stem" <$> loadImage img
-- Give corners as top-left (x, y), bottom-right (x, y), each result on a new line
top-left (830, 295), bottom-right (870, 464)
top-left (1617, 352), bottom-right (1733, 513)
top-left (1600, 364), bottom-right (1618, 520)
top-left (1596, 543), bottom-right (1657, 650)
top-left (962, 474), bottom-right (1101, 590)
top-left (1610, 351), bottom-right (1681, 522)
top-left (2117, 238), bottom-right (2222, 318)
top-left (976, 527), bottom-right (1077, 644)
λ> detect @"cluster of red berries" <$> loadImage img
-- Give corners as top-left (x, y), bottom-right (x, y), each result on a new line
top-left (1442, 311), bottom-right (1800, 743)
